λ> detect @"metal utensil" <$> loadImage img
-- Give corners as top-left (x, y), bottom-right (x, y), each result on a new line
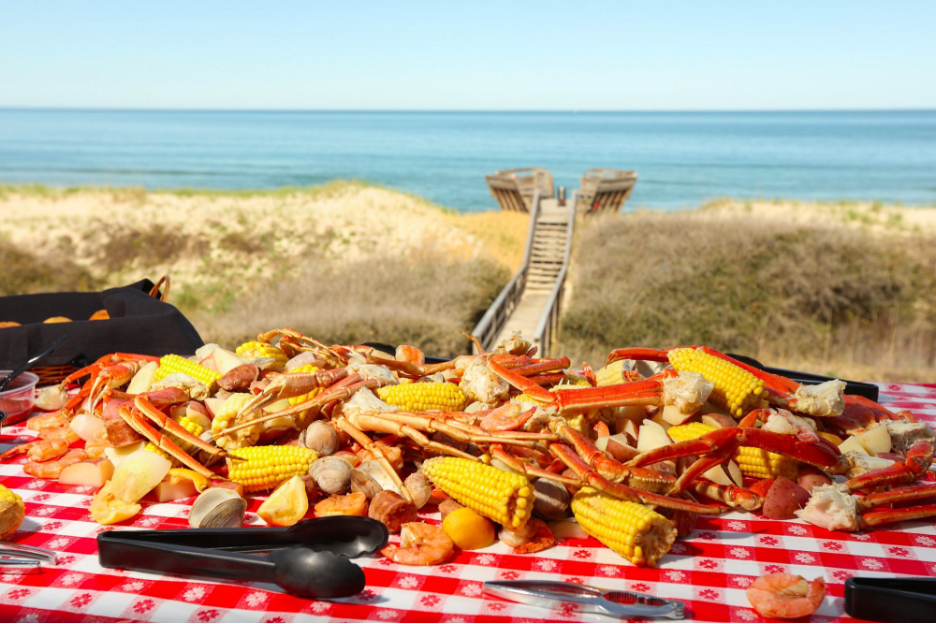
top-left (0, 335), bottom-right (68, 393)
top-left (484, 580), bottom-right (685, 619)
top-left (0, 542), bottom-right (57, 569)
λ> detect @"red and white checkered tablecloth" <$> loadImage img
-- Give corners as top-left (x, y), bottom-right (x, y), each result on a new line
top-left (0, 383), bottom-right (935, 623)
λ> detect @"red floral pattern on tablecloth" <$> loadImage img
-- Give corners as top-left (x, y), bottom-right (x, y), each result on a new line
top-left (0, 383), bottom-right (935, 621)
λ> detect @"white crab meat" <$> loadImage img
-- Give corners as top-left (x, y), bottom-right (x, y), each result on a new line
top-left (338, 388), bottom-right (399, 418)
top-left (494, 332), bottom-right (532, 356)
top-left (843, 450), bottom-right (895, 479)
top-left (150, 374), bottom-right (208, 400)
top-left (883, 420), bottom-right (935, 454)
top-left (791, 379), bottom-right (846, 417)
top-left (662, 372), bottom-right (713, 415)
top-left (762, 409), bottom-right (817, 435)
top-left (460, 358), bottom-right (510, 405)
top-left (795, 483), bottom-right (859, 532)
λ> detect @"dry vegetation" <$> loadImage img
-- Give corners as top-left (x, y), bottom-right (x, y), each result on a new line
top-left (560, 199), bottom-right (936, 381)
top-left (4, 184), bottom-right (936, 380)
top-left (0, 182), bottom-right (523, 356)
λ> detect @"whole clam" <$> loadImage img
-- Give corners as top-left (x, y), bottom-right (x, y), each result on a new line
top-left (303, 421), bottom-right (339, 456)
top-left (189, 488), bottom-right (247, 529)
top-left (309, 457), bottom-right (352, 494)
top-left (532, 477), bottom-right (570, 520)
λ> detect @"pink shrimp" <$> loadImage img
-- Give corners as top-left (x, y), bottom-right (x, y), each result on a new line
top-left (746, 573), bottom-right (825, 619)
top-left (498, 518), bottom-right (556, 554)
top-left (2, 438), bottom-right (69, 462)
top-left (480, 403), bottom-right (536, 432)
top-left (26, 411), bottom-right (69, 431)
top-left (24, 449), bottom-right (88, 479)
top-left (381, 522), bottom-right (454, 566)
top-left (37, 427), bottom-right (81, 445)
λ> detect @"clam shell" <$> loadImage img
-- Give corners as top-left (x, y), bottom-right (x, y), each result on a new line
top-left (532, 477), bottom-right (570, 520)
top-left (403, 471), bottom-right (432, 509)
top-left (358, 459), bottom-right (401, 496)
top-left (189, 488), bottom-right (247, 528)
top-left (349, 468), bottom-right (382, 499)
top-left (308, 457), bottom-right (352, 494)
top-left (303, 421), bottom-right (339, 456)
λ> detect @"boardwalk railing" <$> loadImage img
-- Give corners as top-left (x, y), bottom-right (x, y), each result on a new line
top-left (471, 192), bottom-right (541, 353)
top-left (532, 190), bottom-right (576, 357)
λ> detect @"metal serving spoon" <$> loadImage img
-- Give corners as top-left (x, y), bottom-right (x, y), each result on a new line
top-left (0, 335), bottom-right (68, 393)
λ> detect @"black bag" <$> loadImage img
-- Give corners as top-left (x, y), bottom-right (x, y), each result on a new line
top-left (0, 278), bottom-right (204, 371)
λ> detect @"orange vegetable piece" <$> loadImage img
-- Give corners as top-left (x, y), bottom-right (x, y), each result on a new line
top-left (314, 492), bottom-right (368, 517)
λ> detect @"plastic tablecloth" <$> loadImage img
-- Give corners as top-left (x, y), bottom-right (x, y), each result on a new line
top-left (0, 383), bottom-right (934, 623)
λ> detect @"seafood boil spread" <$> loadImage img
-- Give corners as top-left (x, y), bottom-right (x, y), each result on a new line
top-left (2, 329), bottom-right (935, 619)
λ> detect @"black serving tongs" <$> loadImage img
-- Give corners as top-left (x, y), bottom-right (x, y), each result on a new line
top-left (845, 577), bottom-right (936, 623)
top-left (98, 517), bottom-right (388, 599)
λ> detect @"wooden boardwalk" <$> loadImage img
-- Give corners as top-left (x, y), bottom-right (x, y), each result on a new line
top-left (472, 193), bottom-right (575, 356)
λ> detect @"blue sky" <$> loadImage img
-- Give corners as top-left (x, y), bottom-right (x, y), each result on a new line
top-left (1, 1), bottom-right (933, 110)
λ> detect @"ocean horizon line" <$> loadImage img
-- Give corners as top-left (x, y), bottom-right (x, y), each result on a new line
top-left (2, 106), bottom-right (935, 115)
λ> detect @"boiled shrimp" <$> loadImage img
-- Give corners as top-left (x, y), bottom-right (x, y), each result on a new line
top-left (84, 433), bottom-right (112, 460)
top-left (746, 573), bottom-right (825, 619)
top-left (381, 522), bottom-right (453, 566)
top-left (24, 449), bottom-right (89, 479)
top-left (2, 439), bottom-right (69, 462)
top-left (314, 492), bottom-right (368, 517)
top-left (481, 404), bottom-right (535, 432)
top-left (27, 410), bottom-right (69, 431)
top-left (37, 427), bottom-right (81, 445)
top-left (498, 518), bottom-right (555, 554)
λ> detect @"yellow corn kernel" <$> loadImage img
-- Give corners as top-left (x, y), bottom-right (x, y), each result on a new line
top-left (667, 422), bottom-right (797, 480)
top-left (667, 348), bottom-right (766, 418)
top-left (211, 393), bottom-right (258, 451)
top-left (227, 445), bottom-right (318, 493)
top-left (571, 486), bottom-right (676, 566)
top-left (153, 354), bottom-right (222, 389)
top-left (422, 457), bottom-right (533, 528)
top-left (377, 383), bottom-right (468, 412)
top-left (236, 342), bottom-right (288, 370)
top-left (595, 360), bottom-right (642, 387)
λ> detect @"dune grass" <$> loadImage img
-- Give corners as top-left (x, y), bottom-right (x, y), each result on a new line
top-left (559, 207), bottom-right (936, 381)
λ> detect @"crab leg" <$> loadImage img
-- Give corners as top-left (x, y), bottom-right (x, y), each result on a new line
top-left (344, 413), bottom-right (480, 461)
top-left (551, 443), bottom-right (727, 515)
top-left (217, 376), bottom-right (384, 435)
top-left (628, 426), bottom-right (848, 494)
top-left (134, 396), bottom-right (226, 458)
top-left (119, 405), bottom-right (216, 479)
top-left (846, 440), bottom-right (934, 492)
top-left (549, 420), bottom-right (675, 493)
top-left (237, 368), bottom-right (349, 420)
top-left (690, 479), bottom-right (764, 512)
top-left (334, 419), bottom-right (417, 504)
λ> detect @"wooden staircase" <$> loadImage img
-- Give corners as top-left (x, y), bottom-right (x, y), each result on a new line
top-left (472, 192), bottom-right (575, 356)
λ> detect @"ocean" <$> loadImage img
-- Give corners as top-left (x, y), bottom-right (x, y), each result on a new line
top-left (1, 109), bottom-right (934, 212)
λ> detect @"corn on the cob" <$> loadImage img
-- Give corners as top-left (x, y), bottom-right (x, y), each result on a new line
top-left (595, 361), bottom-right (643, 387)
top-left (377, 383), bottom-right (468, 412)
top-left (211, 392), bottom-right (260, 451)
top-left (422, 457), bottom-right (533, 528)
top-left (236, 341), bottom-right (288, 370)
top-left (571, 486), bottom-right (676, 566)
top-left (227, 446), bottom-right (318, 493)
top-left (667, 348), bottom-right (766, 417)
top-left (153, 354), bottom-right (222, 388)
top-left (667, 422), bottom-right (798, 480)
